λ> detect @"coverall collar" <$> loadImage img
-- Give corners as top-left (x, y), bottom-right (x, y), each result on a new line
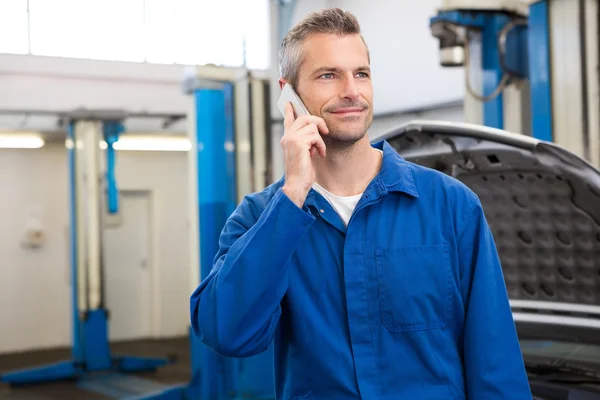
top-left (301, 140), bottom-right (419, 233)
top-left (371, 140), bottom-right (419, 198)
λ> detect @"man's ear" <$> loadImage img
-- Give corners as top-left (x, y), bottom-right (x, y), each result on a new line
top-left (278, 78), bottom-right (287, 90)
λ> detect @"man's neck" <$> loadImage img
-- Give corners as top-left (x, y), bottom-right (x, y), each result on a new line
top-left (313, 135), bottom-right (382, 196)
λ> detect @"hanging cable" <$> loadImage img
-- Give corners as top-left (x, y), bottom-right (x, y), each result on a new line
top-left (463, 31), bottom-right (512, 102)
top-left (444, 18), bottom-right (526, 103)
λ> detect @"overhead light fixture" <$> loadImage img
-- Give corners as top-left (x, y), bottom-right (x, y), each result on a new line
top-left (0, 132), bottom-right (45, 149)
top-left (99, 136), bottom-right (191, 152)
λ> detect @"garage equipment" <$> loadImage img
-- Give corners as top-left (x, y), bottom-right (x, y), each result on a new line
top-left (429, 0), bottom-right (600, 168)
top-left (0, 110), bottom-right (182, 396)
top-left (128, 66), bottom-right (273, 400)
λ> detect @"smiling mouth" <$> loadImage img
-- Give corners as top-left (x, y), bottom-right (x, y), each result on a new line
top-left (330, 108), bottom-right (365, 115)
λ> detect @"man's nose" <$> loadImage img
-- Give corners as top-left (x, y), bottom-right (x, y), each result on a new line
top-left (339, 75), bottom-right (360, 100)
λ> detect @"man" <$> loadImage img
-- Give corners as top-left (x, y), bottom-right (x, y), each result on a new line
top-left (190, 7), bottom-right (532, 400)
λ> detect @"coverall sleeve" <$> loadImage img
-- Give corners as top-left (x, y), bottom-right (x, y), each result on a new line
top-left (190, 188), bottom-right (315, 358)
top-left (458, 197), bottom-right (532, 399)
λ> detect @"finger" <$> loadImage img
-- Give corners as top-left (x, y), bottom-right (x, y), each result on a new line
top-left (291, 115), bottom-right (329, 135)
top-left (310, 146), bottom-right (317, 157)
top-left (283, 102), bottom-right (295, 131)
top-left (293, 124), bottom-right (326, 157)
top-left (315, 137), bottom-right (326, 158)
top-left (295, 123), bottom-right (320, 137)
top-left (306, 133), bottom-right (327, 158)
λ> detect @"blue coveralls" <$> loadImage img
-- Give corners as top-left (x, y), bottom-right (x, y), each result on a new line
top-left (190, 140), bottom-right (532, 399)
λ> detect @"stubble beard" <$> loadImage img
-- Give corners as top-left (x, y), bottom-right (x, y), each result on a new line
top-left (322, 112), bottom-right (374, 151)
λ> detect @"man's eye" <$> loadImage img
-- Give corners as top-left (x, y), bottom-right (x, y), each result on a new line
top-left (320, 73), bottom-right (334, 79)
top-left (356, 72), bottom-right (369, 78)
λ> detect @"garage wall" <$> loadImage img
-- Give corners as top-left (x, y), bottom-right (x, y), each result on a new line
top-left (0, 53), bottom-right (190, 133)
top-left (0, 146), bottom-right (189, 354)
top-left (0, 0), bottom-right (468, 354)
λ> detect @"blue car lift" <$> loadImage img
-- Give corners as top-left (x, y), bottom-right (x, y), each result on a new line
top-left (185, 71), bottom-right (275, 400)
top-left (429, 4), bottom-right (531, 132)
top-left (120, 67), bottom-right (276, 400)
top-left (0, 111), bottom-right (172, 397)
top-left (429, 0), bottom-right (599, 166)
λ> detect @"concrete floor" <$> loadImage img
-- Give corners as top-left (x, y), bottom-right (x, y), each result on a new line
top-left (0, 337), bottom-right (190, 400)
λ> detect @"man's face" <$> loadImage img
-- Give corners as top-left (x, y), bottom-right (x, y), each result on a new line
top-left (283, 33), bottom-right (373, 146)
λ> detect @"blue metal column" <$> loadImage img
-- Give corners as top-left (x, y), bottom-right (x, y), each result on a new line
top-left (80, 120), bottom-right (120, 373)
top-left (68, 122), bottom-right (83, 365)
top-left (159, 79), bottom-right (274, 400)
top-left (103, 121), bottom-right (122, 214)
top-left (131, 82), bottom-right (242, 400)
top-left (481, 16), bottom-right (508, 129)
top-left (527, 1), bottom-right (553, 141)
top-left (81, 310), bottom-right (111, 371)
top-left (195, 84), bottom-right (237, 400)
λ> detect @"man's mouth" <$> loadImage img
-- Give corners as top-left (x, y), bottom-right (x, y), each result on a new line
top-left (330, 107), bottom-right (365, 115)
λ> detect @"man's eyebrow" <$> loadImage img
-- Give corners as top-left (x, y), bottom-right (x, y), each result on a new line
top-left (311, 65), bottom-right (371, 74)
top-left (312, 66), bottom-right (340, 75)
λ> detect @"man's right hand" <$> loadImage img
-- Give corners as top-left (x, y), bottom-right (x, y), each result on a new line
top-left (280, 101), bottom-right (329, 208)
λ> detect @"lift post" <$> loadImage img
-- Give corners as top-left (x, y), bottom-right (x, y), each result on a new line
top-left (128, 65), bottom-right (274, 400)
top-left (429, 0), bottom-right (600, 167)
top-left (430, 2), bottom-right (530, 132)
top-left (0, 111), bottom-right (171, 395)
top-left (186, 66), bottom-right (275, 400)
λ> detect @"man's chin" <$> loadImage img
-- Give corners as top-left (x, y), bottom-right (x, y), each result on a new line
top-left (324, 128), bottom-right (368, 144)
top-left (324, 119), bottom-right (371, 140)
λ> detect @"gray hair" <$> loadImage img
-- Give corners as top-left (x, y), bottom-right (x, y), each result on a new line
top-left (278, 8), bottom-right (369, 88)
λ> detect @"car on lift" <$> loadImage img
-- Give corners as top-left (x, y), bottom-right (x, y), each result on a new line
top-left (377, 120), bottom-right (600, 400)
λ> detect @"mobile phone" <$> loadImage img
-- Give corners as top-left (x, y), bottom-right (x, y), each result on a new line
top-left (277, 83), bottom-right (310, 117)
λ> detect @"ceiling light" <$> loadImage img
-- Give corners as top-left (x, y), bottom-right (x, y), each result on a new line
top-left (0, 132), bottom-right (44, 149)
top-left (98, 136), bottom-right (191, 152)
top-left (114, 136), bottom-right (191, 151)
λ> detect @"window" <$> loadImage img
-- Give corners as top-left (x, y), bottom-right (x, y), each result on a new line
top-left (243, 0), bottom-right (271, 70)
top-left (144, 0), bottom-right (177, 64)
top-left (2, 0), bottom-right (271, 69)
top-left (145, 0), bottom-right (245, 66)
top-left (29, 0), bottom-right (145, 62)
top-left (0, 0), bottom-right (29, 54)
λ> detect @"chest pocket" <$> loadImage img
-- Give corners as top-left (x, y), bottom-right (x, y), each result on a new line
top-left (375, 244), bottom-right (451, 332)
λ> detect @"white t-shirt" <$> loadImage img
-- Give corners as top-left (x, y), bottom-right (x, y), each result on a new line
top-left (312, 182), bottom-right (362, 226)
top-left (311, 149), bottom-right (383, 226)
